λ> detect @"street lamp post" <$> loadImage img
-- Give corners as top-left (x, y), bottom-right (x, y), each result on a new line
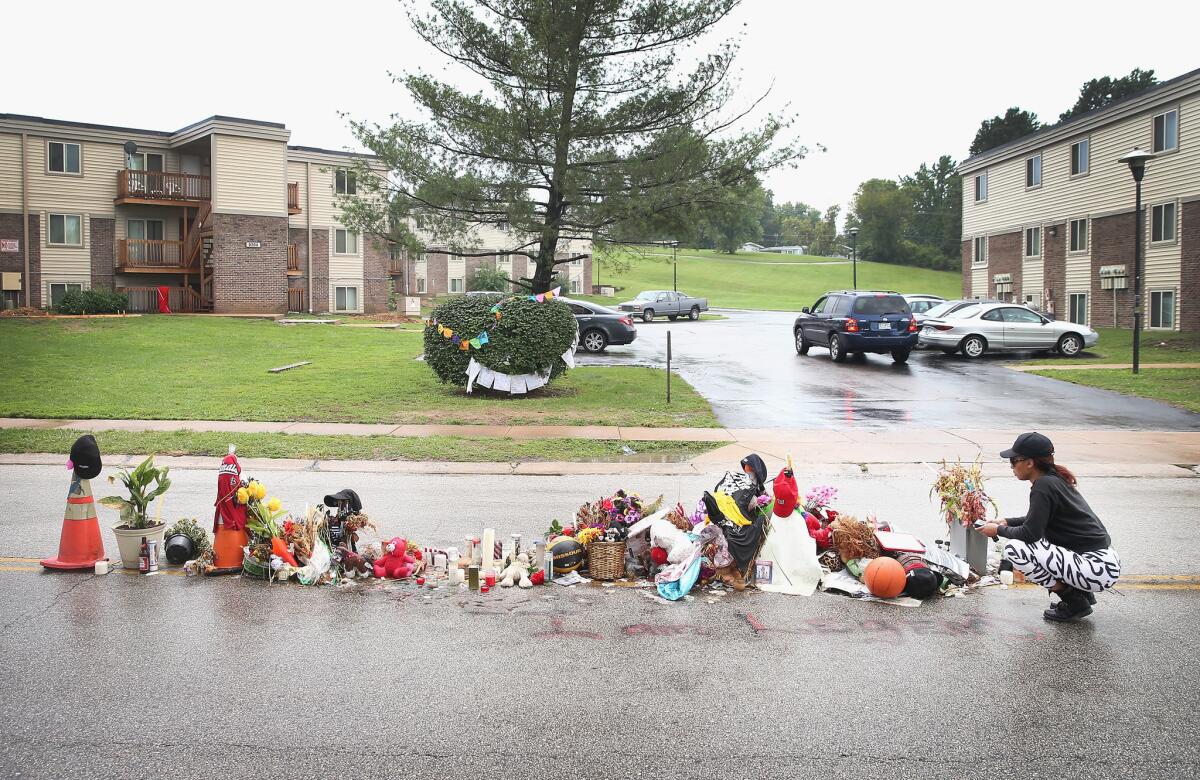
top-left (672, 240), bottom-right (678, 292)
top-left (1118, 148), bottom-right (1156, 375)
top-left (847, 227), bottom-right (859, 289)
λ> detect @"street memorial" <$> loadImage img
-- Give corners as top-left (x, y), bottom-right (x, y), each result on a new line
top-left (39, 439), bottom-right (1018, 605)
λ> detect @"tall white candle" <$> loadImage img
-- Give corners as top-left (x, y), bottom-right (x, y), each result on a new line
top-left (481, 528), bottom-right (496, 574)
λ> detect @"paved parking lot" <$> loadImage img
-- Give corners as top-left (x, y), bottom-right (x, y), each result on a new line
top-left (578, 309), bottom-right (1200, 430)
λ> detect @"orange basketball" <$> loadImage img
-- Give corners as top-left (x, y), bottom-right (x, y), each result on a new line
top-left (864, 556), bottom-right (907, 598)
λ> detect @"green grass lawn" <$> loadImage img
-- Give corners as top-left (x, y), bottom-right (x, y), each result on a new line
top-left (1020, 327), bottom-right (1200, 366)
top-left (1026, 368), bottom-right (1200, 413)
top-left (0, 317), bottom-right (717, 427)
top-left (0, 428), bottom-right (718, 462)
top-left (585, 248), bottom-right (962, 311)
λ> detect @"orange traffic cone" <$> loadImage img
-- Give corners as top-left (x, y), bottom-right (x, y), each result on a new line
top-left (41, 477), bottom-right (107, 571)
top-left (211, 524), bottom-right (249, 573)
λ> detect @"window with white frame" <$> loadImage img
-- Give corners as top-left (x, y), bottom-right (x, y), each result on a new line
top-left (1068, 293), bottom-right (1088, 325)
top-left (973, 173), bottom-right (988, 202)
top-left (449, 277), bottom-right (465, 293)
top-left (1025, 154), bottom-right (1042, 188)
top-left (1024, 227), bottom-right (1041, 258)
top-left (973, 236), bottom-right (987, 265)
top-left (335, 169), bottom-right (357, 195)
top-left (1069, 218), bottom-right (1088, 253)
top-left (1070, 138), bottom-right (1089, 176)
top-left (334, 286), bottom-right (359, 312)
top-left (570, 279), bottom-right (581, 294)
top-left (495, 253), bottom-right (511, 266)
top-left (333, 229), bottom-right (358, 255)
top-left (1153, 109), bottom-right (1179, 153)
top-left (1150, 290), bottom-right (1175, 329)
top-left (47, 141), bottom-right (81, 174)
top-left (48, 214), bottom-right (82, 246)
top-left (416, 277), bottom-right (426, 293)
top-left (1151, 202), bottom-right (1176, 243)
top-left (571, 257), bottom-right (583, 266)
top-left (49, 282), bottom-right (83, 308)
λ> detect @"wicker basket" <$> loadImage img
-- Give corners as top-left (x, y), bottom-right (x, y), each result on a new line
top-left (241, 551), bottom-right (271, 580)
top-left (587, 539), bottom-right (626, 580)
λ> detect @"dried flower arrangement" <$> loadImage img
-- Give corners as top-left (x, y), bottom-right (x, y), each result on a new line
top-left (930, 459), bottom-right (997, 528)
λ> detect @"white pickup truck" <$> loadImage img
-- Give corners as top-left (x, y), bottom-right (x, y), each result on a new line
top-left (616, 290), bottom-right (710, 322)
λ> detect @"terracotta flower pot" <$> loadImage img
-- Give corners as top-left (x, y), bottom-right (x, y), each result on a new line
top-left (111, 523), bottom-right (166, 570)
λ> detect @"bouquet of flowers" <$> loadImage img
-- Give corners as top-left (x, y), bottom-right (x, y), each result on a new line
top-left (930, 459), bottom-right (997, 528)
top-left (802, 484), bottom-right (840, 525)
top-left (572, 489), bottom-right (664, 543)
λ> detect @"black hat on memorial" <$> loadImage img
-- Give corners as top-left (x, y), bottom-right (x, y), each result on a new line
top-left (69, 435), bottom-right (103, 480)
top-left (999, 432), bottom-right (1054, 460)
top-left (323, 488), bottom-right (362, 513)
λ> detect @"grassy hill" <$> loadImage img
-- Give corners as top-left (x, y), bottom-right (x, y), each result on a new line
top-left (584, 248), bottom-right (963, 311)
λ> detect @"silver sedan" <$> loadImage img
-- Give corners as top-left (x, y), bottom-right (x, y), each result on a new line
top-left (918, 302), bottom-right (1099, 358)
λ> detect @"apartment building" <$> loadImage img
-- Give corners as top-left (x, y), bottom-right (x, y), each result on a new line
top-left (960, 67), bottom-right (1200, 332)
top-left (0, 113), bottom-right (388, 314)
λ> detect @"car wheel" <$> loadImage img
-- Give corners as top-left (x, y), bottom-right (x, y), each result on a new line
top-left (828, 334), bottom-right (847, 363)
top-left (667, 314), bottom-right (678, 321)
top-left (941, 348), bottom-right (959, 356)
top-left (581, 329), bottom-right (608, 353)
top-left (794, 330), bottom-right (809, 355)
top-left (1058, 333), bottom-right (1083, 357)
top-left (961, 335), bottom-right (987, 359)
top-left (642, 309), bottom-right (654, 323)
top-left (688, 306), bottom-right (700, 321)
top-left (891, 349), bottom-right (911, 364)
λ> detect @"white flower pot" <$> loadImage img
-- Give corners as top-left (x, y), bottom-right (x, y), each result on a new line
top-left (111, 523), bottom-right (167, 570)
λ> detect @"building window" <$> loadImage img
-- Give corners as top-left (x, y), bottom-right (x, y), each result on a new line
top-left (333, 229), bottom-right (358, 255)
top-left (416, 277), bottom-right (426, 294)
top-left (449, 277), bottom-right (465, 293)
top-left (1070, 138), bottom-right (1089, 176)
top-left (49, 282), bottom-right (83, 308)
top-left (973, 173), bottom-right (987, 202)
top-left (1068, 218), bottom-right (1088, 253)
top-left (972, 236), bottom-right (987, 266)
top-left (1068, 293), bottom-right (1088, 325)
top-left (570, 279), bottom-right (581, 294)
top-left (1024, 227), bottom-right (1041, 258)
top-left (1153, 109), bottom-right (1179, 153)
top-left (1151, 202), bottom-right (1176, 243)
top-left (335, 169), bottom-right (357, 195)
top-left (1150, 290), bottom-right (1175, 329)
top-left (334, 286), bottom-right (358, 312)
top-left (126, 152), bottom-right (164, 172)
top-left (1025, 154), bottom-right (1041, 188)
top-left (47, 141), bottom-right (81, 174)
top-left (48, 214), bottom-right (83, 246)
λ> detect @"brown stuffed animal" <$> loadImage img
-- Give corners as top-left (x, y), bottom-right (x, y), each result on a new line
top-left (337, 544), bottom-right (372, 578)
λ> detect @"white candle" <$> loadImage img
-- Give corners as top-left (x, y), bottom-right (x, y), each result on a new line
top-left (481, 528), bottom-right (495, 573)
top-left (434, 553), bottom-right (448, 572)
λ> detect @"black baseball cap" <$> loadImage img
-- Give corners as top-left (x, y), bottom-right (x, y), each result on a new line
top-left (1000, 432), bottom-right (1054, 460)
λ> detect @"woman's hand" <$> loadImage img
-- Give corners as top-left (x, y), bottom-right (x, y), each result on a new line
top-left (976, 522), bottom-right (1000, 539)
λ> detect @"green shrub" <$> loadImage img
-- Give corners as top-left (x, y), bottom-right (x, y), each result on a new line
top-left (467, 266), bottom-right (512, 292)
top-left (424, 293), bottom-right (578, 389)
top-left (55, 289), bottom-right (128, 315)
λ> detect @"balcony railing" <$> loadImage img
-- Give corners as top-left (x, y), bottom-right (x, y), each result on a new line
top-left (118, 239), bottom-right (188, 269)
top-left (287, 244), bottom-right (300, 272)
top-left (116, 170), bottom-right (210, 203)
top-left (287, 183), bottom-right (301, 213)
top-left (287, 287), bottom-right (307, 312)
top-left (388, 258), bottom-right (405, 274)
top-left (119, 286), bottom-right (203, 313)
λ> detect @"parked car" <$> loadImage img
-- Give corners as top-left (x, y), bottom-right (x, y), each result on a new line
top-left (561, 297), bottom-right (637, 352)
top-left (902, 294), bottom-right (945, 316)
top-left (617, 290), bottom-right (709, 322)
top-left (793, 291), bottom-right (919, 363)
top-left (919, 302), bottom-right (1098, 358)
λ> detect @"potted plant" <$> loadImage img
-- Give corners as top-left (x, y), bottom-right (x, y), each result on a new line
top-left (164, 517), bottom-right (212, 565)
top-left (930, 459), bottom-right (997, 573)
top-left (99, 456), bottom-right (172, 569)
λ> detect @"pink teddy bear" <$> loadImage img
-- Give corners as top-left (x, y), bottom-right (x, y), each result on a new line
top-left (373, 537), bottom-right (417, 579)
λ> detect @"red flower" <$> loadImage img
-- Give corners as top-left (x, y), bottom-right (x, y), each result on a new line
top-left (601, 499), bottom-right (614, 512)
top-left (651, 547), bottom-right (668, 565)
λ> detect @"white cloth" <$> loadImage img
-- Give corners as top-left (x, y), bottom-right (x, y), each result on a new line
top-left (464, 337), bottom-right (578, 395)
top-left (755, 516), bottom-right (822, 596)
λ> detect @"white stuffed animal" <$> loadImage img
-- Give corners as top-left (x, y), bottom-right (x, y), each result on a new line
top-left (499, 552), bottom-right (533, 588)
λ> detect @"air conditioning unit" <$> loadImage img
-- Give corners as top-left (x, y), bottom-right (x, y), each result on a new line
top-left (1098, 265), bottom-right (1127, 290)
top-left (1098, 265), bottom-right (1126, 278)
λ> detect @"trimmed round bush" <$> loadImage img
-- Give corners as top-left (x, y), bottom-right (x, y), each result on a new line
top-left (424, 293), bottom-right (578, 389)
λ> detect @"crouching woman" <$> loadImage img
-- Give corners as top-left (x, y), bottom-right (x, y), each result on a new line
top-left (977, 432), bottom-right (1121, 622)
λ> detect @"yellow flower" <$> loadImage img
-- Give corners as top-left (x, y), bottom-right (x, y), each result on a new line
top-left (236, 487), bottom-right (249, 505)
top-left (267, 497), bottom-right (281, 512)
top-left (253, 482), bottom-right (267, 500)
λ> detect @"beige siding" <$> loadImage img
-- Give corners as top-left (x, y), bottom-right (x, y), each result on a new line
top-left (306, 163), bottom-right (341, 228)
top-left (1144, 199), bottom-right (1182, 289)
top-left (214, 135), bottom-right (287, 216)
top-left (329, 226), bottom-right (363, 280)
top-left (25, 137), bottom-right (123, 217)
top-left (287, 161), bottom-right (308, 229)
top-left (39, 210), bottom-right (93, 291)
top-left (0, 133), bottom-right (22, 210)
top-left (970, 266), bottom-right (988, 298)
top-left (329, 278), bottom-right (364, 313)
top-left (964, 92), bottom-right (1200, 238)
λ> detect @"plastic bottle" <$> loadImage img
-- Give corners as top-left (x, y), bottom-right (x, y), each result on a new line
top-left (138, 536), bottom-right (149, 573)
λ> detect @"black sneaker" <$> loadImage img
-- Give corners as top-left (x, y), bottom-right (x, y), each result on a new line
top-left (1043, 589), bottom-right (1093, 622)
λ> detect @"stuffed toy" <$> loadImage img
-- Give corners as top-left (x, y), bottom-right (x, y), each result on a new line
top-left (337, 544), bottom-right (372, 578)
top-left (802, 511), bottom-right (832, 549)
top-left (703, 454), bottom-right (771, 584)
top-left (499, 552), bottom-right (533, 588)
top-left (373, 537), bottom-right (417, 579)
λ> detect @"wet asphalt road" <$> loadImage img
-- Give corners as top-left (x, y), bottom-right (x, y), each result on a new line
top-left (3, 465), bottom-right (1199, 779)
top-left (578, 309), bottom-right (1200, 431)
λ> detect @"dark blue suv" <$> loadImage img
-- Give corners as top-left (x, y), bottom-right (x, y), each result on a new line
top-left (794, 291), bottom-right (919, 363)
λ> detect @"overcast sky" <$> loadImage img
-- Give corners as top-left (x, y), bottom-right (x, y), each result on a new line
top-left (7, 0), bottom-right (1198, 227)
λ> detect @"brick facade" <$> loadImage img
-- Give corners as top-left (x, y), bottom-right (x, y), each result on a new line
top-left (363, 235), bottom-right (390, 313)
top-left (210, 213), bottom-right (289, 314)
top-left (986, 230), bottom-right (1022, 302)
top-left (1182, 201), bottom-right (1200, 332)
top-left (960, 240), bottom-right (971, 297)
top-left (1090, 210), bottom-right (1137, 329)
top-left (309, 229), bottom-right (329, 313)
top-left (1042, 222), bottom-right (1066, 321)
top-left (0, 213), bottom-right (41, 307)
top-left (89, 217), bottom-right (115, 292)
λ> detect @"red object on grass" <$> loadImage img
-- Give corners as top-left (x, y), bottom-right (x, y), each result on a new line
top-left (156, 286), bottom-right (171, 314)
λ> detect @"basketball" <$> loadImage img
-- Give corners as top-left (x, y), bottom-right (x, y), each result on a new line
top-left (549, 536), bottom-right (585, 574)
top-left (864, 556), bottom-right (907, 598)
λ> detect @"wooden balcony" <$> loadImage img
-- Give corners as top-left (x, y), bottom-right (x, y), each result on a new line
top-left (119, 286), bottom-right (205, 313)
top-left (117, 239), bottom-right (192, 271)
top-left (115, 170), bottom-right (210, 206)
top-left (287, 183), bottom-right (301, 214)
top-left (287, 287), bottom-right (307, 312)
top-left (388, 258), bottom-right (405, 274)
top-left (287, 244), bottom-right (300, 274)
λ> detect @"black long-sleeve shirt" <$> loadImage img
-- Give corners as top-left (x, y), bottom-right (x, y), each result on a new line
top-left (997, 471), bottom-right (1111, 553)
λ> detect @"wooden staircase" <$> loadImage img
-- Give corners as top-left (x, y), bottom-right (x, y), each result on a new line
top-left (183, 202), bottom-right (215, 311)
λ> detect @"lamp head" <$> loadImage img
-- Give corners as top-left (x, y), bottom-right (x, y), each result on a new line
top-left (847, 227), bottom-right (860, 238)
top-left (1118, 148), bottom-right (1155, 182)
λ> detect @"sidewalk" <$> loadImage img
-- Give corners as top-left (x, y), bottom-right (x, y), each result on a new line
top-left (1012, 362), bottom-right (1200, 372)
top-left (2, 417), bottom-right (1198, 476)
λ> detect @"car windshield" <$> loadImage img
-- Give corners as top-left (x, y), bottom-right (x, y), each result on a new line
top-left (946, 305), bottom-right (982, 319)
top-left (852, 295), bottom-right (909, 315)
top-left (635, 291), bottom-right (658, 300)
top-left (923, 301), bottom-right (960, 318)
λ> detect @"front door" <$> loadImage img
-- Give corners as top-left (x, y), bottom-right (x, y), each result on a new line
top-left (1003, 306), bottom-right (1056, 349)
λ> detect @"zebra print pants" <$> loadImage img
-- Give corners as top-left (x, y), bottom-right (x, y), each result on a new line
top-left (1003, 539), bottom-right (1122, 593)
